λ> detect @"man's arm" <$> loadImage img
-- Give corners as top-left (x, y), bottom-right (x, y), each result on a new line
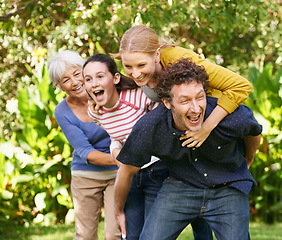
top-left (114, 163), bottom-right (140, 239)
top-left (244, 135), bottom-right (261, 168)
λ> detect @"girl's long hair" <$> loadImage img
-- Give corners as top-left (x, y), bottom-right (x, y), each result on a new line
top-left (83, 54), bottom-right (138, 92)
top-left (113, 24), bottom-right (176, 60)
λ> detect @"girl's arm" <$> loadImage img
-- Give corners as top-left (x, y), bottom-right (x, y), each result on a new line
top-left (110, 139), bottom-right (123, 167)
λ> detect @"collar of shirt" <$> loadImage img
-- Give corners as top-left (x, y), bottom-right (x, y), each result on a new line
top-left (166, 108), bottom-right (186, 137)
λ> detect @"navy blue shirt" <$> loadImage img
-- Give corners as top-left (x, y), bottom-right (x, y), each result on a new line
top-left (117, 97), bottom-right (262, 195)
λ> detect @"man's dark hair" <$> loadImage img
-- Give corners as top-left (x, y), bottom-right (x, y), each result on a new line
top-left (156, 58), bottom-right (209, 102)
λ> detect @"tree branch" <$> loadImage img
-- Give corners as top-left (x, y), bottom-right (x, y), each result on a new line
top-left (0, 2), bottom-right (36, 22)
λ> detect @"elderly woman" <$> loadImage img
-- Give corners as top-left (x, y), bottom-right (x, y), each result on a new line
top-left (48, 50), bottom-right (120, 240)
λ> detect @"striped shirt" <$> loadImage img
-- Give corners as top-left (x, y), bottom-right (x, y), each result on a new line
top-left (88, 88), bottom-right (161, 149)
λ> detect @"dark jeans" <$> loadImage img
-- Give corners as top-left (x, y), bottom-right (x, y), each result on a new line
top-left (124, 161), bottom-right (169, 239)
top-left (124, 161), bottom-right (213, 240)
top-left (140, 177), bottom-right (250, 240)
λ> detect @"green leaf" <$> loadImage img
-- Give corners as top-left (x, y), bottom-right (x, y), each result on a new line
top-left (57, 195), bottom-right (71, 207)
top-left (17, 87), bottom-right (30, 116)
top-left (1, 189), bottom-right (13, 200)
top-left (11, 174), bottom-right (35, 184)
top-left (263, 184), bottom-right (280, 192)
top-left (35, 155), bottom-right (63, 173)
top-left (37, 64), bottom-right (52, 104)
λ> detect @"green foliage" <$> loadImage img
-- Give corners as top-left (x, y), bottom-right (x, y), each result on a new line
top-left (246, 63), bottom-right (282, 223)
top-left (0, 60), bottom-right (73, 224)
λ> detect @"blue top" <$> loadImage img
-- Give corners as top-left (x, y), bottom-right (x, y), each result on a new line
top-left (117, 97), bottom-right (262, 195)
top-left (54, 98), bottom-right (118, 172)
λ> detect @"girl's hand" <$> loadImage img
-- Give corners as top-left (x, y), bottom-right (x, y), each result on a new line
top-left (112, 148), bottom-right (122, 167)
top-left (112, 148), bottom-right (121, 159)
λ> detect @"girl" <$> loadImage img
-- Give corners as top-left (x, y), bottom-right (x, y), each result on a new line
top-left (83, 54), bottom-right (169, 240)
top-left (84, 54), bottom-right (160, 158)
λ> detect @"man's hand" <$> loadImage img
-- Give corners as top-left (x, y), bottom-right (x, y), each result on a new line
top-left (115, 209), bottom-right (127, 239)
top-left (114, 164), bottom-right (140, 240)
top-left (244, 135), bottom-right (261, 168)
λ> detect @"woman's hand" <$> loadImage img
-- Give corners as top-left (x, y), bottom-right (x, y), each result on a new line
top-left (88, 98), bottom-right (101, 114)
top-left (179, 124), bottom-right (212, 148)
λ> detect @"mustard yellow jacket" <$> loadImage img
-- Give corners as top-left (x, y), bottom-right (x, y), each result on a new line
top-left (160, 46), bottom-right (252, 114)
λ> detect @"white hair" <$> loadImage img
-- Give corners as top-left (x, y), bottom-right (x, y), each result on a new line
top-left (47, 50), bottom-right (84, 88)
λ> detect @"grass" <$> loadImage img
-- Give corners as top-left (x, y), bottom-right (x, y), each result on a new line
top-left (1, 220), bottom-right (282, 240)
top-left (177, 223), bottom-right (282, 240)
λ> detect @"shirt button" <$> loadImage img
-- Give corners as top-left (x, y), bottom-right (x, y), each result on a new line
top-left (204, 173), bottom-right (207, 177)
top-left (195, 158), bottom-right (198, 162)
top-left (173, 132), bottom-right (176, 135)
top-left (218, 146), bottom-right (221, 150)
